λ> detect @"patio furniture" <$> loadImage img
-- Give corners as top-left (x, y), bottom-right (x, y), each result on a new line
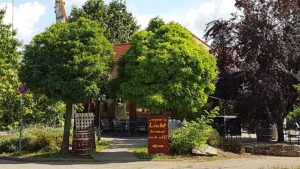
top-left (226, 118), bottom-right (241, 139)
top-left (100, 118), bottom-right (112, 133)
top-left (136, 117), bottom-right (148, 135)
top-left (127, 121), bottom-right (138, 136)
top-left (287, 129), bottom-right (300, 144)
top-left (287, 122), bottom-right (300, 144)
top-left (212, 116), bottom-right (240, 138)
top-left (113, 119), bottom-right (133, 137)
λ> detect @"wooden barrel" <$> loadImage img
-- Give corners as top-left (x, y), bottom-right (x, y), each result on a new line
top-left (73, 130), bottom-right (92, 155)
top-left (256, 125), bottom-right (278, 142)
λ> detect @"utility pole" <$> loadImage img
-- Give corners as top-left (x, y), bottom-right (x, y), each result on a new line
top-left (19, 95), bottom-right (24, 154)
top-left (18, 85), bottom-right (28, 154)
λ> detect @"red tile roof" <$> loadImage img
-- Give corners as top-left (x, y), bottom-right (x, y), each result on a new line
top-left (113, 43), bottom-right (131, 62)
top-left (111, 43), bottom-right (131, 79)
top-left (110, 36), bottom-right (210, 79)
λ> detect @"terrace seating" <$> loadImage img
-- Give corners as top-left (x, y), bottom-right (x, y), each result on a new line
top-left (100, 118), bottom-right (112, 133)
top-left (287, 122), bottom-right (300, 144)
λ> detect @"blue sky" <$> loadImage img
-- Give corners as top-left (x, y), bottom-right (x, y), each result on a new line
top-left (0, 0), bottom-right (236, 44)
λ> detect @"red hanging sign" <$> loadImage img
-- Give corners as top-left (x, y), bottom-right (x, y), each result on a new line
top-left (148, 115), bottom-right (169, 154)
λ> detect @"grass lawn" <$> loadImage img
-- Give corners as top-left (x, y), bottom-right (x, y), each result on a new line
top-left (0, 140), bottom-right (110, 160)
top-left (96, 140), bottom-right (110, 152)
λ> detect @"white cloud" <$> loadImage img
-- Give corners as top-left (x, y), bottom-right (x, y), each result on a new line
top-left (68, 0), bottom-right (87, 8)
top-left (134, 0), bottom-right (236, 39)
top-left (0, 1), bottom-right (46, 44)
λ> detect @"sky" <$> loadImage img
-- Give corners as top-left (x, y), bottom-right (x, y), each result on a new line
top-left (0, 0), bottom-right (237, 44)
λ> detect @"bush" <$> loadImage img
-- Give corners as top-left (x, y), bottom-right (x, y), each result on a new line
top-left (169, 119), bottom-right (212, 154)
top-left (0, 126), bottom-right (65, 153)
top-left (287, 105), bottom-right (300, 123)
top-left (221, 140), bottom-right (245, 154)
top-left (207, 128), bottom-right (222, 147)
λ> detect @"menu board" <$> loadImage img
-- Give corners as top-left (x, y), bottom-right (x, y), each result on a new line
top-left (148, 115), bottom-right (169, 154)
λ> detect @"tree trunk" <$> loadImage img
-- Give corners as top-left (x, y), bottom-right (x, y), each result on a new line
top-left (60, 102), bottom-right (73, 154)
top-left (277, 117), bottom-right (285, 143)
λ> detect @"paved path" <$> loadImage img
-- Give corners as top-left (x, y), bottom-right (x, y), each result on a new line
top-left (92, 137), bottom-right (147, 162)
top-left (0, 156), bottom-right (299, 169)
top-left (1, 137), bottom-right (300, 169)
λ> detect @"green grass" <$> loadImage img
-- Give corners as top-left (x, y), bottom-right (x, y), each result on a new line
top-left (1, 140), bottom-right (110, 160)
top-left (2, 151), bottom-right (93, 159)
top-left (96, 140), bottom-right (110, 152)
top-left (25, 151), bottom-right (93, 159)
top-left (133, 147), bottom-right (154, 159)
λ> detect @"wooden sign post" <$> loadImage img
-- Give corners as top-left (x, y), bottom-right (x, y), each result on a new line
top-left (148, 115), bottom-right (169, 154)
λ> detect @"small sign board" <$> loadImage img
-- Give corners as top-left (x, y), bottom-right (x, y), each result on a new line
top-left (148, 115), bottom-right (169, 154)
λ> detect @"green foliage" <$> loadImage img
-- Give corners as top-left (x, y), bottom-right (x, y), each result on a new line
top-left (119, 20), bottom-right (217, 114)
top-left (22, 17), bottom-right (113, 153)
top-left (287, 105), bottom-right (300, 122)
top-left (96, 140), bottom-right (110, 152)
top-left (288, 85), bottom-right (300, 122)
top-left (133, 147), bottom-right (154, 159)
top-left (0, 127), bottom-right (65, 153)
top-left (207, 128), bottom-right (222, 148)
top-left (0, 9), bottom-right (65, 129)
top-left (21, 18), bottom-right (114, 104)
top-left (0, 9), bottom-right (21, 125)
top-left (69, 0), bottom-right (139, 44)
top-left (169, 119), bottom-right (212, 154)
top-left (221, 140), bottom-right (245, 154)
top-left (27, 95), bottom-right (66, 127)
top-left (146, 17), bottom-right (165, 32)
top-left (294, 85), bottom-right (300, 91)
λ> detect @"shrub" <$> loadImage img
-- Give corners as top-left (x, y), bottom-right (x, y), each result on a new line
top-left (207, 128), bottom-right (222, 147)
top-left (169, 119), bottom-right (212, 154)
top-left (221, 139), bottom-right (245, 154)
top-left (0, 126), bottom-right (65, 153)
top-left (287, 105), bottom-right (300, 123)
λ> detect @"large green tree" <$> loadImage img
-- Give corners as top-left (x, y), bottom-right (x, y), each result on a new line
top-left (21, 18), bottom-right (114, 154)
top-left (0, 9), bottom-right (21, 126)
top-left (118, 20), bottom-right (217, 116)
top-left (69, 0), bottom-right (139, 44)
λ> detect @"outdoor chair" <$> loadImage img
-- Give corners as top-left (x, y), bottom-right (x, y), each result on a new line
top-left (287, 122), bottom-right (300, 144)
top-left (100, 118), bottom-right (112, 133)
top-left (113, 119), bottom-right (128, 136)
top-left (136, 117), bottom-right (148, 135)
top-left (226, 119), bottom-right (242, 140)
top-left (127, 121), bottom-right (138, 136)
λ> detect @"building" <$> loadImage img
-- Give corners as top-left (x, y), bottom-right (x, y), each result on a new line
top-left (93, 34), bottom-right (211, 125)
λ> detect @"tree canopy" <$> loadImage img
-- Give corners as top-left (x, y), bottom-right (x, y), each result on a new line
top-left (205, 0), bottom-right (300, 142)
top-left (118, 20), bottom-right (217, 115)
top-left (21, 18), bottom-right (114, 153)
top-left (0, 9), bottom-right (21, 126)
top-left (69, 0), bottom-right (139, 44)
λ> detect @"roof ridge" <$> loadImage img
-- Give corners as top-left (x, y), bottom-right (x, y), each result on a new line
top-left (113, 43), bottom-right (131, 46)
top-left (191, 33), bottom-right (211, 48)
